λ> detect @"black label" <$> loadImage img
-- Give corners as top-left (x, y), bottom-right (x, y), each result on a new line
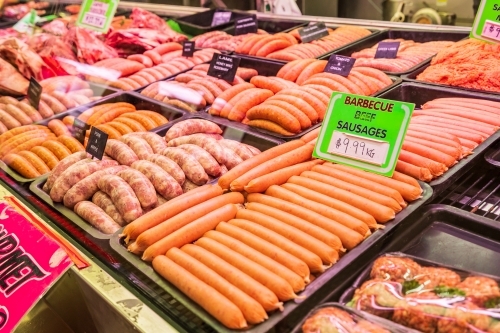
top-left (207, 54), bottom-right (241, 83)
top-left (182, 41), bottom-right (195, 57)
top-left (298, 22), bottom-right (329, 43)
top-left (85, 127), bottom-right (108, 160)
top-left (27, 77), bottom-right (42, 109)
top-left (374, 41), bottom-right (400, 59)
top-left (73, 118), bottom-right (90, 144)
top-left (234, 15), bottom-right (258, 35)
top-left (324, 54), bottom-right (356, 77)
top-left (211, 11), bottom-right (232, 26)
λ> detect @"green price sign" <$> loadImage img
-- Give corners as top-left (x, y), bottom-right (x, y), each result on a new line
top-left (470, 0), bottom-right (500, 42)
top-left (313, 93), bottom-right (414, 177)
top-left (76, 0), bottom-right (118, 33)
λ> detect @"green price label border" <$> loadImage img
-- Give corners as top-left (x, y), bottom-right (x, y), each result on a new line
top-left (313, 93), bottom-right (414, 177)
top-left (75, 0), bottom-right (118, 33)
top-left (470, 0), bottom-right (500, 43)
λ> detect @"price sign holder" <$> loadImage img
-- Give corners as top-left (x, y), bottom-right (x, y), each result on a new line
top-left (76, 0), bottom-right (119, 33)
top-left (86, 127), bottom-right (108, 160)
top-left (374, 41), bottom-right (400, 59)
top-left (470, 0), bottom-right (500, 43)
top-left (298, 22), bottom-right (329, 43)
top-left (313, 93), bottom-right (414, 177)
top-left (182, 41), bottom-right (195, 57)
top-left (27, 77), bottom-right (42, 109)
top-left (324, 54), bottom-right (356, 77)
top-left (234, 15), bottom-right (258, 35)
top-left (13, 9), bottom-right (39, 34)
top-left (207, 53), bottom-right (241, 83)
top-left (211, 11), bottom-right (232, 26)
top-left (73, 118), bottom-right (90, 144)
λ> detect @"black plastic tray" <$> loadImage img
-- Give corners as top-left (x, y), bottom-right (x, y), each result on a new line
top-left (336, 204), bottom-right (500, 304)
top-left (108, 182), bottom-right (432, 333)
top-left (403, 63), bottom-right (500, 96)
top-left (223, 17), bottom-right (307, 34)
top-left (29, 174), bottom-right (114, 239)
top-left (290, 302), bottom-right (420, 333)
top-left (175, 9), bottom-right (250, 36)
top-left (324, 29), bottom-right (468, 76)
top-left (378, 81), bottom-right (500, 197)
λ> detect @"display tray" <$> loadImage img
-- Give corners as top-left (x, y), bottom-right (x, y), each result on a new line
top-left (175, 9), bottom-right (250, 36)
top-left (403, 63), bottom-right (500, 96)
top-left (290, 302), bottom-right (420, 333)
top-left (377, 81), bottom-right (500, 197)
top-left (248, 75), bottom-right (402, 141)
top-left (223, 17), bottom-right (307, 34)
top-left (109, 183), bottom-right (432, 333)
top-left (0, 92), bottom-right (188, 183)
top-left (324, 29), bottom-right (468, 76)
top-left (338, 204), bottom-right (500, 304)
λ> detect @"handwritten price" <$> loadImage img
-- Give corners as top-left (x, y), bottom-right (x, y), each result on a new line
top-left (328, 131), bottom-right (389, 166)
top-left (482, 20), bottom-right (500, 42)
top-left (83, 13), bottom-right (105, 28)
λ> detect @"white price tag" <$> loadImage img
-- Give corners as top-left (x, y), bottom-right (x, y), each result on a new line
top-left (89, 1), bottom-right (108, 15)
top-left (328, 132), bottom-right (389, 166)
top-left (481, 20), bottom-right (500, 42)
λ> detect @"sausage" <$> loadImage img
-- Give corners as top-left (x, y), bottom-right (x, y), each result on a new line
top-left (17, 151), bottom-right (50, 175)
top-left (145, 154), bottom-right (185, 185)
top-left (104, 139), bottom-right (139, 166)
top-left (42, 140), bottom-right (72, 160)
top-left (127, 132), bottom-right (167, 153)
top-left (41, 93), bottom-right (66, 114)
top-left (62, 165), bottom-right (127, 209)
top-left (98, 174), bottom-right (142, 223)
top-left (120, 135), bottom-right (154, 159)
top-left (50, 159), bottom-right (119, 202)
top-left (167, 134), bottom-right (227, 165)
top-left (131, 160), bottom-right (183, 200)
top-left (48, 91), bottom-right (77, 109)
top-left (3, 153), bottom-right (40, 178)
top-left (0, 109), bottom-right (21, 129)
top-left (5, 104), bottom-right (32, 125)
top-left (117, 168), bottom-right (157, 209)
top-left (178, 144), bottom-right (221, 177)
top-left (57, 135), bottom-right (85, 153)
top-left (127, 54), bottom-right (153, 68)
top-left (74, 201), bottom-right (121, 234)
top-left (92, 191), bottom-right (126, 226)
top-left (48, 119), bottom-right (71, 137)
top-left (161, 147), bottom-right (208, 185)
top-left (164, 119), bottom-right (222, 142)
top-left (218, 140), bottom-right (253, 160)
top-left (43, 151), bottom-right (88, 192)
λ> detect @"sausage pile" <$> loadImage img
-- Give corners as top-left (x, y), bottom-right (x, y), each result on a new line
top-left (416, 39), bottom-right (500, 92)
top-left (351, 39), bottom-right (455, 73)
top-left (118, 136), bottom-right (422, 329)
top-left (140, 64), bottom-right (258, 112)
top-left (234, 26), bottom-right (371, 61)
top-left (72, 102), bottom-right (169, 143)
top-left (86, 43), bottom-right (219, 91)
top-left (192, 30), bottom-right (268, 51)
top-left (0, 76), bottom-right (101, 133)
top-left (0, 122), bottom-right (84, 178)
top-left (208, 60), bottom-right (392, 136)
top-left (43, 119), bottom-right (261, 234)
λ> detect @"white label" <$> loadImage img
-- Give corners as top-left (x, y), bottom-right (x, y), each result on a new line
top-left (481, 20), bottom-right (500, 42)
top-left (328, 131), bottom-right (389, 166)
top-left (83, 2), bottom-right (108, 28)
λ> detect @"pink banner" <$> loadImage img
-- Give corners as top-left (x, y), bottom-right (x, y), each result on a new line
top-left (0, 201), bottom-right (72, 332)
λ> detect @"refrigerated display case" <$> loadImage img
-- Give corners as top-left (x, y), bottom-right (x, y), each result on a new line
top-left (0, 3), bottom-right (499, 333)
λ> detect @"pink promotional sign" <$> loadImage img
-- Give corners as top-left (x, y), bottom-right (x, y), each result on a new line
top-left (0, 201), bottom-right (72, 332)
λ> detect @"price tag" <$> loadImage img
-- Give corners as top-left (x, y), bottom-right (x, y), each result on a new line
top-left (374, 41), bottom-right (400, 59)
top-left (298, 22), bottom-right (329, 43)
top-left (324, 54), bottom-right (356, 77)
top-left (76, 0), bottom-right (118, 33)
top-left (0, 199), bottom-right (72, 332)
top-left (207, 53), bottom-right (241, 83)
top-left (313, 93), bottom-right (414, 177)
top-left (234, 15), bottom-right (258, 35)
top-left (211, 11), bottom-right (232, 26)
top-left (73, 118), bottom-right (90, 144)
top-left (13, 9), bottom-right (39, 34)
top-left (27, 77), bottom-right (42, 109)
top-left (182, 41), bottom-right (195, 57)
top-left (470, 0), bottom-right (500, 43)
top-left (85, 127), bottom-right (108, 160)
